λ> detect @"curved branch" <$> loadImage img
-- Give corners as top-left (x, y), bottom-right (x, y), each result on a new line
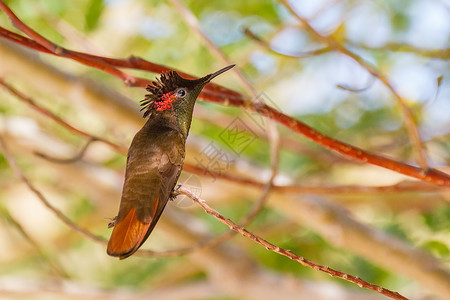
top-left (34, 138), bottom-right (98, 164)
top-left (0, 78), bottom-right (127, 154)
top-left (243, 27), bottom-right (331, 58)
top-left (0, 204), bottom-right (69, 278)
top-left (355, 42), bottom-right (450, 60)
top-left (243, 27), bottom-right (450, 60)
top-left (0, 135), bottom-right (105, 244)
top-left (337, 77), bottom-right (376, 93)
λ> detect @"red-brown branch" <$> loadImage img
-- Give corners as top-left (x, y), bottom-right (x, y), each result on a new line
top-left (0, 2), bottom-right (449, 186)
top-left (253, 103), bottom-right (450, 185)
top-left (0, 26), bottom-right (240, 100)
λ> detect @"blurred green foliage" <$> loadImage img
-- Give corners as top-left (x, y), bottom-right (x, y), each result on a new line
top-left (0, 0), bottom-right (448, 298)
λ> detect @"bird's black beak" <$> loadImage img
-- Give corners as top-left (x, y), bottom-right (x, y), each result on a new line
top-left (203, 64), bottom-right (235, 83)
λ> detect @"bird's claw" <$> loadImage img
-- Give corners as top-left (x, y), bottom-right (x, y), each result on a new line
top-left (170, 184), bottom-right (182, 200)
top-left (106, 216), bottom-right (117, 228)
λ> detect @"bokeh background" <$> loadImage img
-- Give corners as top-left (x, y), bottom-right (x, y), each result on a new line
top-left (0, 0), bottom-right (449, 299)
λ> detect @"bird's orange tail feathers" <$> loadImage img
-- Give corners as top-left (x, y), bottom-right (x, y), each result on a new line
top-left (107, 208), bottom-right (150, 259)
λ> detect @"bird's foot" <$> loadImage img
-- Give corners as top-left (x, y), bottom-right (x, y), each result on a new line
top-left (106, 216), bottom-right (117, 228)
top-left (170, 184), bottom-right (182, 201)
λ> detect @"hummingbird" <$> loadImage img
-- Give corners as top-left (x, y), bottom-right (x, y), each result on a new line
top-left (107, 64), bottom-right (235, 259)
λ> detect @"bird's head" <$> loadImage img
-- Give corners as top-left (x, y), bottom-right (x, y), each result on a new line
top-left (140, 64), bottom-right (234, 138)
top-left (140, 65), bottom-right (235, 117)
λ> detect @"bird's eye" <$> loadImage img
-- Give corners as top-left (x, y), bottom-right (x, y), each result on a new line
top-left (177, 89), bottom-right (186, 98)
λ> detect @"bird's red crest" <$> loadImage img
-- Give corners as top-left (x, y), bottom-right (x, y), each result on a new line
top-left (139, 65), bottom-right (234, 118)
top-left (155, 92), bottom-right (176, 111)
top-left (140, 71), bottom-right (192, 118)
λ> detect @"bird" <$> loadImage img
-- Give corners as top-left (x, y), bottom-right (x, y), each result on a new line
top-left (107, 64), bottom-right (235, 259)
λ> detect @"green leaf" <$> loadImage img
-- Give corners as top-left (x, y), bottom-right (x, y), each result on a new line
top-left (422, 241), bottom-right (450, 257)
top-left (85, 0), bottom-right (104, 32)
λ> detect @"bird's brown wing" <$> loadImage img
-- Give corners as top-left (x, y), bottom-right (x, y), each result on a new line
top-left (107, 126), bottom-right (184, 259)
